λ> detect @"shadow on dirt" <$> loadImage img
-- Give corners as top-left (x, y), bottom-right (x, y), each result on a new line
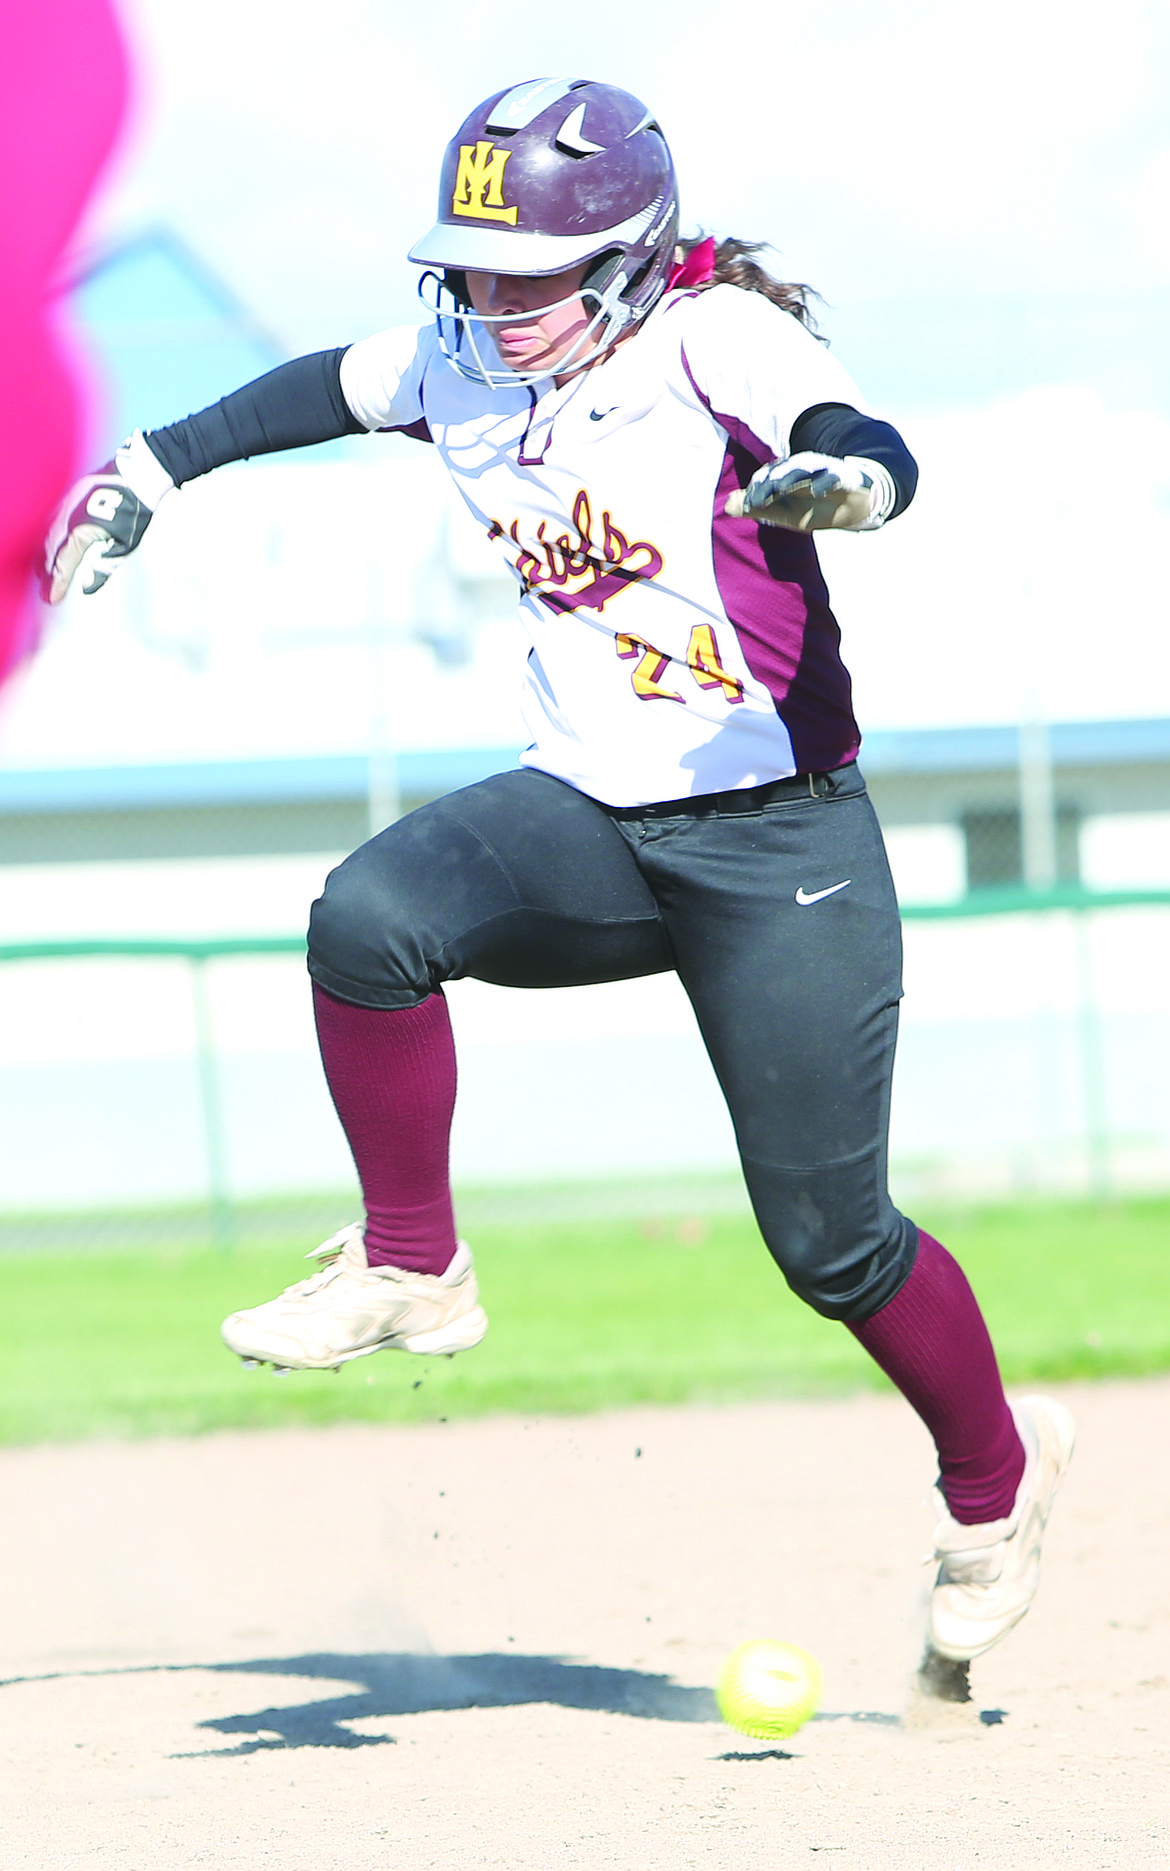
top-left (0, 1653), bottom-right (907, 1756)
top-left (716, 1748), bottom-right (798, 1762)
top-left (184, 1651), bottom-right (720, 1753)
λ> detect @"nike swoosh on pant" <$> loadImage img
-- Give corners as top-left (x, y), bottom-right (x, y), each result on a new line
top-left (795, 881), bottom-right (851, 905)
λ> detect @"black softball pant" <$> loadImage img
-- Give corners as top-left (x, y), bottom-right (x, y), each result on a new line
top-left (307, 762), bottom-right (918, 1323)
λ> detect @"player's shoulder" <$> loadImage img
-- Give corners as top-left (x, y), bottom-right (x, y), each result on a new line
top-left (666, 283), bottom-right (864, 417)
top-left (666, 282), bottom-right (823, 353)
top-left (662, 282), bottom-right (796, 327)
top-left (340, 323), bottom-right (442, 425)
top-left (343, 321), bottom-right (438, 375)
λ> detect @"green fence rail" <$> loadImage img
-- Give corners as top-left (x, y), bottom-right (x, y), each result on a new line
top-left (0, 936), bottom-right (307, 961)
top-left (900, 886), bottom-right (1170, 919)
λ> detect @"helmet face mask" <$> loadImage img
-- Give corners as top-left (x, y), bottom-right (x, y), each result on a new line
top-left (409, 78), bottom-right (680, 387)
top-left (417, 250), bottom-right (655, 388)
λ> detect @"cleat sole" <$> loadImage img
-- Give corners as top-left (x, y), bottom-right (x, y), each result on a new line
top-left (917, 1646), bottom-right (971, 1702)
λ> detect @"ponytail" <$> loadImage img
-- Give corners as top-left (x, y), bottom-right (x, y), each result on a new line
top-left (675, 234), bottom-right (825, 339)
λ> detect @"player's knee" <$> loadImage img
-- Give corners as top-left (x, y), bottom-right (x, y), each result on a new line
top-left (307, 846), bottom-right (431, 1006)
top-left (746, 1163), bottom-right (916, 1322)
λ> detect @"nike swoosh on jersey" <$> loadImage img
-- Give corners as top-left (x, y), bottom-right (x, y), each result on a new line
top-left (795, 880), bottom-right (851, 905)
top-left (589, 407), bottom-right (619, 421)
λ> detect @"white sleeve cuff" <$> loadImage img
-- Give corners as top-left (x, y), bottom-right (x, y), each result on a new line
top-left (845, 456), bottom-right (896, 531)
top-left (115, 430), bottom-right (176, 511)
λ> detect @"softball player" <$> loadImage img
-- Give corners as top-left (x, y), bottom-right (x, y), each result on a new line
top-left (45, 76), bottom-right (1073, 1668)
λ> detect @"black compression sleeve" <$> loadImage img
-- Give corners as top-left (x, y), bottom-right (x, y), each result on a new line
top-left (143, 347), bottom-right (367, 486)
top-left (788, 403), bottom-right (918, 519)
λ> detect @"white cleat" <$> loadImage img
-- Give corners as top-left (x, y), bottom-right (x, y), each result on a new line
top-left (928, 1395), bottom-right (1076, 1662)
top-left (220, 1224), bottom-right (488, 1373)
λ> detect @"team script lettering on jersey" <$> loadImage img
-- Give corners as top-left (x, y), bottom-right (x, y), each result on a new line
top-left (488, 490), bottom-right (663, 614)
top-left (452, 142), bottom-right (519, 224)
top-left (338, 287), bottom-right (871, 801)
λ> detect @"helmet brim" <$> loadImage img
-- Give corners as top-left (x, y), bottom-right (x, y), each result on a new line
top-left (407, 201), bottom-right (658, 277)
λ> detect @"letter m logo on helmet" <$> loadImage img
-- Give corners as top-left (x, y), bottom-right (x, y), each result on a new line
top-left (452, 141), bottom-right (519, 224)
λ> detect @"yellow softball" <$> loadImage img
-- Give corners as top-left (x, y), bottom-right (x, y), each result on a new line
top-left (715, 1639), bottom-right (823, 1740)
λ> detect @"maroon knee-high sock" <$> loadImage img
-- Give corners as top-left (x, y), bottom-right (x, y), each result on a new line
top-left (312, 984), bottom-right (459, 1276)
top-left (848, 1232), bottom-right (1025, 1525)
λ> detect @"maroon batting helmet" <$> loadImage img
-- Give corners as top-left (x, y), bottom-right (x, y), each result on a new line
top-left (408, 77), bottom-right (680, 385)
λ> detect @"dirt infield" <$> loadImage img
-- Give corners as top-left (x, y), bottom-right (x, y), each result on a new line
top-left (3, 1378), bottom-right (1167, 1868)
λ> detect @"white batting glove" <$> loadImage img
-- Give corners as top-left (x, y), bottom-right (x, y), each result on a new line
top-left (724, 452), bottom-right (895, 533)
top-left (40, 430), bottom-right (175, 604)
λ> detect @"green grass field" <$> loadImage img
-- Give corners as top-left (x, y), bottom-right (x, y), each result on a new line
top-left (2, 1188), bottom-right (1168, 1445)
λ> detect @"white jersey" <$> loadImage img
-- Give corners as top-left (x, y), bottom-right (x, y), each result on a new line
top-left (340, 284), bottom-right (869, 807)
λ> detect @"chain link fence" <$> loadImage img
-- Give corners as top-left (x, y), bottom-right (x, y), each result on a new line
top-left (1, 884), bottom-right (1169, 1254)
top-left (4, 700), bottom-right (1170, 1249)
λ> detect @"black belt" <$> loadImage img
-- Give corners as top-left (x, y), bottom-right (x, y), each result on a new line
top-left (606, 762), bottom-right (859, 820)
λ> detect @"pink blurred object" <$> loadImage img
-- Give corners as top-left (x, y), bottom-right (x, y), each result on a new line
top-left (0, 0), bottom-right (128, 686)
